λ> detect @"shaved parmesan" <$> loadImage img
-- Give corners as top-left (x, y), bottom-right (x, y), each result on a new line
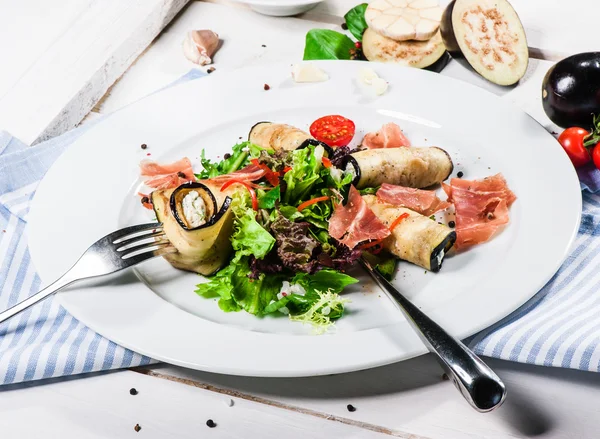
top-left (292, 63), bottom-right (329, 83)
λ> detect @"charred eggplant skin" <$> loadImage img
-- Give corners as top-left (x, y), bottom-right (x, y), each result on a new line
top-left (542, 52), bottom-right (600, 129)
top-left (440, 2), bottom-right (465, 65)
top-left (298, 138), bottom-right (333, 156)
top-left (170, 182), bottom-right (227, 230)
top-left (424, 51), bottom-right (451, 74)
top-left (429, 231), bottom-right (457, 272)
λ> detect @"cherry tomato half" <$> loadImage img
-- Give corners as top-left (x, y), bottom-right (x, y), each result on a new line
top-left (309, 115), bottom-right (355, 147)
top-left (558, 127), bottom-right (592, 167)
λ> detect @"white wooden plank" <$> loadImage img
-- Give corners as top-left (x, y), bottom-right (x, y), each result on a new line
top-left (142, 354), bottom-right (600, 439)
top-left (0, 0), bottom-right (189, 145)
top-left (0, 370), bottom-right (399, 439)
top-left (96, 1), bottom-right (340, 114)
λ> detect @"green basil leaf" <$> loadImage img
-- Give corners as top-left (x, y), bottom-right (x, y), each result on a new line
top-left (344, 3), bottom-right (368, 41)
top-left (303, 29), bottom-right (355, 60)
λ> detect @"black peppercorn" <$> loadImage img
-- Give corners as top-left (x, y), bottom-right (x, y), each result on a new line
top-left (346, 404), bottom-right (356, 412)
top-left (448, 221), bottom-right (455, 228)
top-left (457, 171), bottom-right (464, 178)
top-left (129, 388), bottom-right (138, 395)
top-left (134, 424), bottom-right (141, 432)
top-left (264, 84), bottom-right (271, 91)
top-left (141, 144), bottom-right (147, 149)
top-left (206, 419), bottom-right (217, 428)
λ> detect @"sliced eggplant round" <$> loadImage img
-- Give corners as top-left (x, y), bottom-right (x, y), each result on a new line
top-left (362, 28), bottom-right (449, 72)
top-left (542, 52), bottom-right (600, 129)
top-left (152, 182), bottom-right (234, 276)
top-left (440, 0), bottom-right (528, 86)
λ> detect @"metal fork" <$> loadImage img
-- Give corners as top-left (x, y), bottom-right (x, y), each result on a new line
top-left (0, 223), bottom-right (175, 325)
top-left (360, 257), bottom-right (507, 413)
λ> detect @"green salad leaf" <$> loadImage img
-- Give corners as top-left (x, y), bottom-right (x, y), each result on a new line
top-left (258, 186), bottom-right (281, 209)
top-left (292, 269), bottom-right (358, 295)
top-left (303, 29), bottom-right (355, 61)
top-left (344, 3), bottom-right (369, 41)
top-left (289, 289), bottom-right (350, 333)
top-left (196, 142), bottom-right (250, 179)
top-left (196, 257), bottom-right (283, 315)
top-left (231, 196), bottom-right (275, 261)
top-left (283, 145), bottom-right (324, 205)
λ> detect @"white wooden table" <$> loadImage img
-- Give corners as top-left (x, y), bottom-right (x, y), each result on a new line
top-left (2, 1), bottom-right (600, 438)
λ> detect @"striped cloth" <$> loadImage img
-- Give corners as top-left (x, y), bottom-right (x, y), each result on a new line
top-left (1, 70), bottom-right (599, 385)
top-left (467, 191), bottom-right (600, 371)
top-left (0, 70), bottom-right (205, 385)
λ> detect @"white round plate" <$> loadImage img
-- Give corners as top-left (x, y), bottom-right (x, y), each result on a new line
top-left (232, 0), bottom-right (321, 16)
top-left (28, 61), bottom-right (581, 377)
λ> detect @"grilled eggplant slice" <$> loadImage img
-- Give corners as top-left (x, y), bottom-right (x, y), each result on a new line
top-left (362, 28), bottom-right (450, 73)
top-left (440, 0), bottom-right (528, 86)
top-left (345, 147), bottom-right (453, 189)
top-left (363, 195), bottom-right (455, 271)
top-left (248, 122), bottom-right (331, 154)
top-left (151, 182), bottom-right (234, 275)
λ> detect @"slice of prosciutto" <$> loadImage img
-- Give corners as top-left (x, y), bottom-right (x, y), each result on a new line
top-left (208, 164), bottom-right (267, 185)
top-left (377, 183), bottom-right (451, 216)
top-left (444, 174), bottom-right (516, 249)
top-left (361, 122), bottom-right (411, 149)
top-left (329, 185), bottom-right (391, 249)
top-left (140, 157), bottom-right (195, 190)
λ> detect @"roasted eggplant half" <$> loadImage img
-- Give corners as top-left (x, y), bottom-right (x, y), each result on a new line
top-left (344, 147), bottom-right (453, 189)
top-left (364, 195), bottom-right (456, 271)
top-left (362, 28), bottom-right (450, 73)
top-left (151, 182), bottom-right (234, 275)
top-left (542, 52), bottom-right (600, 129)
top-left (440, 0), bottom-right (528, 86)
top-left (248, 122), bottom-right (331, 154)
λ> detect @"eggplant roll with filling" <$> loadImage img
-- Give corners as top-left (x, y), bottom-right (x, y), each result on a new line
top-left (249, 122), bottom-right (326, 152)
top-left (151, 182), bottom-right (234, 275)
top-left (346, 147), bottom-right (453, 189)
top-left (363, 195), bottom-right (456, 271)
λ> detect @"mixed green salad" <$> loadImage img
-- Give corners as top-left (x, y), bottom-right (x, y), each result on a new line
top-left (193, 140), bottom-right (393, 332)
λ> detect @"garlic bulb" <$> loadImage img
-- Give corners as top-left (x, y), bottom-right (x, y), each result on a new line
top-left (183, 30), bottom-right (220, 66)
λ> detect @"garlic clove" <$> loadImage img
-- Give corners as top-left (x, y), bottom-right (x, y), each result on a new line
top-left (183, 30), bottom-right (220, 66)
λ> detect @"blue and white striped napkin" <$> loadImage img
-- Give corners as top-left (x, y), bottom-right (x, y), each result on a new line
top-left (0, 70), bottom-right (206, 385)
top-left (1, 69), bottom-right (600, 385)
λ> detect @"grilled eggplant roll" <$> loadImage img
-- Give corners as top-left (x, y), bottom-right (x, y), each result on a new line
top-left (151, 182), bottom-right (234, 275)
top-left (363, 195), bottom-right (455, 271)
top-left (345, 147), bottom-right (453, 189)
top-left (249, 122), bottom-right (329, 153)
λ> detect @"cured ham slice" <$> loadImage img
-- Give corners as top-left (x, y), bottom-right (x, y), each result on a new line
top-left (329, 186), bottom-right (391, 249)
top-left (444, 174), bottom-right (516, 249)
top-left (361, 122), bottom-right (411, 149)
top-left (208, 164), bottom-right (267, 184)
top-left (140, 158), bottom-right (195, 190)
top-left (377, 183), bottom-right (451, 216)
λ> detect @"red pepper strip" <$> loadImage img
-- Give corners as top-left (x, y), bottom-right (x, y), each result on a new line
top-left (297, 196), bottom-right (330, 212)
top-left (220, 179), bottom-right (258, 211)
top-left (250, 159), bottom-right (280, 186)
top-left (283, 166), bottom-right (292, 173)
top-left (389, 213), bottom-right (410, 232)
top-left (358, 239), bottom-right (384, 250)
top-left (322, 157), bottom-right (332, 168)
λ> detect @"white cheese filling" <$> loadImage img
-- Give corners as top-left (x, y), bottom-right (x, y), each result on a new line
top-left (182, 191), bottom-right (207, 228)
